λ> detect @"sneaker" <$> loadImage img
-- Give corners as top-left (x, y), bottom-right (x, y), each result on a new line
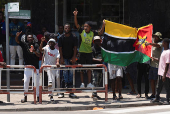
top-left (58, 93), bottom-right (64, 98)
top-left (150, 99), bottom-right (159, 103)
top-left (69, 93), bottom-right (77, 98)
top-left (113, 95), bottom-right (117, 100)
top-left (87, 83), bottom-right (95, 88)
top-left (119, 95), bottom-right (123, 99)
top-left (50, 96), bottom-right (54, 101)
top-left (145, 94), bottom-right (149, 99)
top-left (21, 96), bottom-right (27, 103)
top-left (92, 95), bottom-right (101, 99)
top-left (148, 94), bottom-right (155, 99)
top-left (136, 94), bottom-right (141, 98)
top-left (163, 101), bottom-right (169, 105)
top-left (80, 83), bottom-right (85, 88)
top-left (48, 82), bottom-right (52, 87)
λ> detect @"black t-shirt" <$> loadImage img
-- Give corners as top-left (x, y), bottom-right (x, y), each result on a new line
top-left (19, 41), bottom-right (39, 69)
top-left (0, 22), bottom-right (5, 43)
top-left (92, 46), bottom-right (102, 64)
top-left (58, 33), bottom-right (77, 59)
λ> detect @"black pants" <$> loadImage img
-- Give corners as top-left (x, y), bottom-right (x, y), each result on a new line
top-left (156, 75), bottom-right (170, 102)
top-left (137, 63), bottom-right (149, 95)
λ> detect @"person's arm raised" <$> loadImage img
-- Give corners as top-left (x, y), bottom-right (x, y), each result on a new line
top-left (39, 37), bottom-right (45, 52)
top-left (98, 20), bottom-right (106, 36)
top-left (15, 31), bottom-right (22, 44)
top-left (73, 8), bottom-right (80, 29)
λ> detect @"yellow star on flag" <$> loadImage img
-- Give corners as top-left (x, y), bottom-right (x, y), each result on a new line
top-left (136, 35), bottom-right (148, 48)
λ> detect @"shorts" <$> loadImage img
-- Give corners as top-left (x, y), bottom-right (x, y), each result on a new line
top-left (79, 52), bottom-right (92, 64)
top-left (149, 67), bottom-right (158, 80)
top-left (108, 63), bottom-right (123, 79)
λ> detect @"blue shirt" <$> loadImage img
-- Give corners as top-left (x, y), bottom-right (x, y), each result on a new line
top-left (0, 20), bottom-right (6, 34)
top-left (9, 22), bottom-right (25, 46)
top-left (57, 32), bottom-right (62, 42)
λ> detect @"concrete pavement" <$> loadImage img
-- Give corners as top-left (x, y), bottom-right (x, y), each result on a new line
top-left (0, 84), bottom-right (167, 111)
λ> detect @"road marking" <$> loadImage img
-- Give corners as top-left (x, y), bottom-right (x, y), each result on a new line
top-left (101, 105), bottom-right (170, 113)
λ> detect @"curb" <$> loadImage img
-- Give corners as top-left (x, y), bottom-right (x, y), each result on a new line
top-left (0, 102), bottom-right (161, 111)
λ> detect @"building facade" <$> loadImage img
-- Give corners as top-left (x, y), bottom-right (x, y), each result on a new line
top-left (1, 0), bottom-right (170, 37)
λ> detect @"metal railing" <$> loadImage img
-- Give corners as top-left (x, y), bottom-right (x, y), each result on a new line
top-left (39, 64), bottom-right (108, 104)
top-left (0, 65), bottom-right (37, 104)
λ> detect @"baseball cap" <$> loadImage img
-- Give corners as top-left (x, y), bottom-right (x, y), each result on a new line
top-left (27, 22), bottom-right (32, 27)
top-left (48, 38), bottom-right (56, 44)
top-left (93, 36), bottom-right (101, 41)
top-left (153, 32), bottom-right (162, 39)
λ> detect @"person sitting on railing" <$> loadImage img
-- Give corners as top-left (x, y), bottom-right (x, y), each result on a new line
top-left (15, 31), bottom-right (40, 103)
top-left (41, 38), bottom-right (60, 101)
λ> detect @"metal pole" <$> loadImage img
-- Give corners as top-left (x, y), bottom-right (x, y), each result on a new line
top-left (123, 0), bottom-right (124, 24)
top-left (63, 0), bottom-right (67, 25)
top-left (5, 4), bottom-right (10, 102)
top-left (73, 69), bottom-right (75, 88)
top-left (55, 0), bottom-right (58, 33)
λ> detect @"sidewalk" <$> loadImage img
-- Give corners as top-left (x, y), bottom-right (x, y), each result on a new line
top-left (0, 84), bottom-right (166, 111)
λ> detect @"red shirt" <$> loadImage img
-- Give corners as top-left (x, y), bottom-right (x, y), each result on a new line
top-left (0, 51), bottom-right (4, 62)
top-left (37, 34), bottom-right (43, 42)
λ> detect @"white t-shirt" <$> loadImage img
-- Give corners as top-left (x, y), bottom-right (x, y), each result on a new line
top-left (43, 46), bottom-right (60, 65)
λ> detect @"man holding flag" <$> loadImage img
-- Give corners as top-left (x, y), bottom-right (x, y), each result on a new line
top-left (146, 32), bottom-right (163, 99)
top-left (101, 20), bottom-right (153, 100)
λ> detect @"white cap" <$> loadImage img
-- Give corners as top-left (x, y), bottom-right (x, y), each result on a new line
top-left (48, 39), bottom-right (56, 44)
top-left (93, 36), bottom-right (101, 41)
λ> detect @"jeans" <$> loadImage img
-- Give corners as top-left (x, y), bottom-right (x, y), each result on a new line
top-left (63, 59), bottom-right (73, 84)
top-left (92, 70), bottom-right (102, 87)
top-left (10, 45), bottom-right (23, 65)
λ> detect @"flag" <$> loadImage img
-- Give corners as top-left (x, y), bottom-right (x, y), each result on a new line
top-left (133, 24), bottom-right (153, 58)
top-left (101, 20), bottom-right (151, 66)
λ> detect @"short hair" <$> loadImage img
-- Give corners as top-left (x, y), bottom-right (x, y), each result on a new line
top-left (50, 33), bottom-right (58, 39)
top-left (27, 32), bottom-right (33, 37)
top-left (163, 38), bottom-right (170, 44)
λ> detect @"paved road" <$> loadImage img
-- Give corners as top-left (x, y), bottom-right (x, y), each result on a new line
top-left (0, 105), bottom-right (170, 114)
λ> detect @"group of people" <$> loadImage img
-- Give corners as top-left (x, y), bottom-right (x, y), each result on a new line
top-left (0, 9), bottom-right (170, 104)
